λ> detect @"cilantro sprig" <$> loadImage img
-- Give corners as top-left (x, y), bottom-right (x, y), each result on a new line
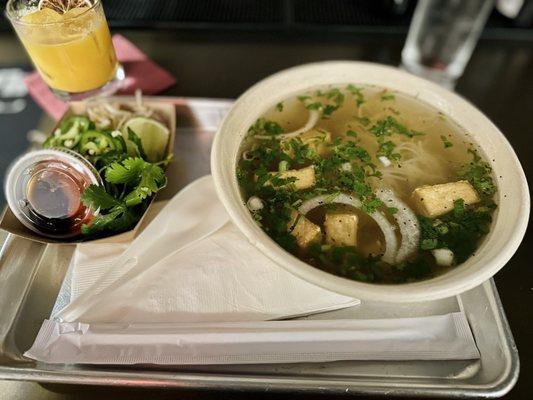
top-left (81, 157), bottom-right (167, 235)
top-left (458, 148), bottom-right (496, 197)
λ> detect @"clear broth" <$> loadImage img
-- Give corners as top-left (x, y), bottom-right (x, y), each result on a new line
top-left (237, 85), bottom-right (497, 284)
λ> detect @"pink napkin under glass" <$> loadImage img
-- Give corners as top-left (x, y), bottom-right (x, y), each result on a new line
top-left (24, 34), bottom-right (177, 120)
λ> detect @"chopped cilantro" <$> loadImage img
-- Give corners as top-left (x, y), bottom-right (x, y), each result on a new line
top-left (418, 201), bottom-right (493, 263)
top-left (458, 148), bottom-right (496, 197)
top-left (370, 116), bottom-right (424, 139)
top-left (248, 118), bottom-right (284, 136)
top-left (346, 130), bottom-right (358, 138)
top-left (380, 92), bottom-right (395, 101)
top-left (377, 140), bottom-right (401, 161)
top-left (305, 102), bottom-right (323, 111)
top-left (388, 107), bottom-right (400, 115)
top-left (354, 116), bottom-right (370, 126)
top-left (297, 87), bottom-right (347, 118)
top-left (346, 84), bottom-right (365, 107)
top-left (441, 135), bottom-right (453, 148)
top-left (276, 102), bottom-right (284, 112)
top-left (453, 198), bottom-right (465, 216)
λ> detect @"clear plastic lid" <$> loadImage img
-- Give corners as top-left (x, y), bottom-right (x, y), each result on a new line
top-left (5, 148), bottom-right (102, 239)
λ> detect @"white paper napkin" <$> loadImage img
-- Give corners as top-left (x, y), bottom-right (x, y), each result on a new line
top-left (55, 175), bottom-right (359, 324)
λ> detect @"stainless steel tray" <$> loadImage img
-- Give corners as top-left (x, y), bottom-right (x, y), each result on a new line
top-left (0, 98), bottom-right (519, 398)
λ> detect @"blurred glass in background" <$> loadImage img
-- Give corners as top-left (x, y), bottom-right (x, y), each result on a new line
top-left (402, 0), bottom-right (495, 88)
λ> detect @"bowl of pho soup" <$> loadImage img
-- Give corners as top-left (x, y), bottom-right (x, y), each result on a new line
top-left (211, 61), bottom-right (529, 302)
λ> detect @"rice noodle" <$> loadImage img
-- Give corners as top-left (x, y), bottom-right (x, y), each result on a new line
top-left (255, 109), bottom-right (320, 140)
top-left (297, 193), bottom-right (398, 264)
top-left (376, 188), bottom-right (420, 263)
top-left (379, 140), bottom-right (449, 196)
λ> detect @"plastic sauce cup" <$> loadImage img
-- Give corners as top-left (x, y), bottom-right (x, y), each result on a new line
top-left (5, 148), bottom-right (102, 238)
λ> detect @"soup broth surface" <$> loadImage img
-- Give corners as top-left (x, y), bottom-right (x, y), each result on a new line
top-left (237, 85), bottom-right (497, 283)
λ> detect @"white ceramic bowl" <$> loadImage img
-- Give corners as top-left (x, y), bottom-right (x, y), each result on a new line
top-left (211, 61), bottom-right (529, 302)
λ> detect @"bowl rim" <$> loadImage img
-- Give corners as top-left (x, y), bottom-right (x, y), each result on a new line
top-left (211, 61), bottom-right (530, 302)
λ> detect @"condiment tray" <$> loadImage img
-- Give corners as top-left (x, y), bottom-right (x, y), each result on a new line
top-left (0, 97), bottom-right (518, 397)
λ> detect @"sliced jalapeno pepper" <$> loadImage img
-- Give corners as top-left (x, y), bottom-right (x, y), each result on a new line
top-left (79, 130), bottom-right (117, 156)
top-left (59, 116), bottom-right (91, 134)
top-left (44, 116), bottom-right (91, 149)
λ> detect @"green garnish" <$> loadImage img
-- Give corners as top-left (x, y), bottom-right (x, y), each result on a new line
top-left (418, 199), bottom-right (493, 263)
top-left (354, 116), bottom-right (370, 126)
top-left (82, 157), bottom-right (166, 234)
top-left (127, 128), bottom-right (148, 160)
top-left (248, 118), bottom-right (284, 137)
top-left (346, 130), bottom-right (358, 138)
top-left (380, 92), bottom-right (395, 101)
top-left (458, 148), bottom-right (496, 197)
top-left (370, 116), bottom-right (424, 139)
top-left (278, 160), bottom-right (290, 172)
top-left (276, 102), bottom-right (284, 112)
top-left (441, 135), bottom-right (453, 148)
top-left (298, 88), bottom-right (346, 118)
top-left (346, 84), bottom-right (365, 107)
top-left (377, 140), bottom-right (401, 161)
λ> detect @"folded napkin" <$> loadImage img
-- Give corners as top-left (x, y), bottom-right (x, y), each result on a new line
top-left (24, 34), bottom-right (177, 120)
top-left (54, 175), bottom-right (359, 324)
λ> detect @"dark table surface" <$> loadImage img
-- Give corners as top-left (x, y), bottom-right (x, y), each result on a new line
top-left (0, 28), bottom-right (531, 399)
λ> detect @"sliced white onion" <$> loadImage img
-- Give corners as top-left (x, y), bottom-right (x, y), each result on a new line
top-left (247, 196), bottom-right (264, 212)
top-left (432, 248), bottom-right (454, 267)
top-left (242, 150), bottom-right (254, 161)
top-left (297, 193), bottom-right (398, 264)
top-left (340, 162), bottom-right (353, 172)
top-left (298, 193), bottom-right (361, 215)
top-left (378, 156), bottom-right (392, 167)
top-left (376, 188), bottom-right (420, 263)
top-left (255, 109), bottom-right (321, 140)
top-left (370, 210), bottom-right (398, 264)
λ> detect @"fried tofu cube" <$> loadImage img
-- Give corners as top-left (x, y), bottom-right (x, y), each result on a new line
top-left (324, 213), bottom-right (358, 247)
top-left (268, 165), bottom-right (316, 190)
top-left (282, 129), bottom-right (331, 157)
top-left (288, 210), bottom-right (322, 249)
top-left (411, 180), bottom-right (480, 218)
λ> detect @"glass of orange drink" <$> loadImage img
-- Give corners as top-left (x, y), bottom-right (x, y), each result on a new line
top-left (5, 0), bottom-right (124, 100)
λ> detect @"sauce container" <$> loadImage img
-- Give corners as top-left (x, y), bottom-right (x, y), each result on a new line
top-left (4, 148), bottom-right (102, 239)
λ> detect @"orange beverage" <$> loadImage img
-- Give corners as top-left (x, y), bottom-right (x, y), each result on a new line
top-left (6, 0), bottom-right (123, 100)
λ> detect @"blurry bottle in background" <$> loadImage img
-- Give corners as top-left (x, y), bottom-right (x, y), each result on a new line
top-left (401, 0), bottom-right (495, 88)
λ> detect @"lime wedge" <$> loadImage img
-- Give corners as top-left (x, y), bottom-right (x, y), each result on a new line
top-left (122, 117), bottom-right (170, 162)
